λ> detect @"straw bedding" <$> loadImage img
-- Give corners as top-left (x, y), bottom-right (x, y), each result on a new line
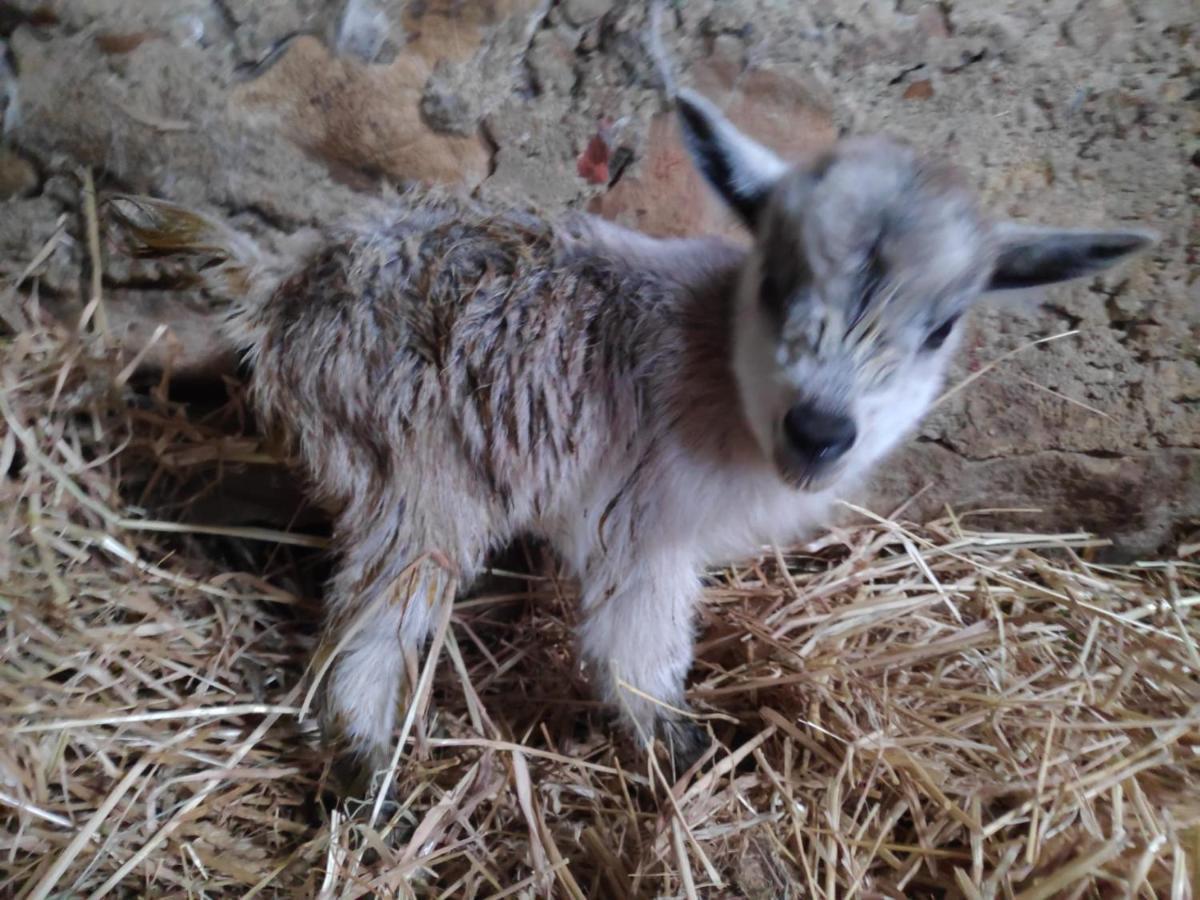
top-left (2, 291), bottom-right (1198, 898)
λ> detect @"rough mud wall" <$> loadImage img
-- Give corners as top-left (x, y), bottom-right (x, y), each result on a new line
top-left (1, 0), bottom-right (1196, 556)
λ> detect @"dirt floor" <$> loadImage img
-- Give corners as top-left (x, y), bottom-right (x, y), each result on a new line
top-left (1, 1), bottom-right (1199, 897)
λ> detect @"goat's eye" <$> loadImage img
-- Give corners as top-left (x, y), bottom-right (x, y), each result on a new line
top-left (760, 270), bottom-right (786, 313)
top-left (922, 315), bottom-right (959, 351)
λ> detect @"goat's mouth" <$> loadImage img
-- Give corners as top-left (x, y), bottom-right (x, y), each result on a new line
top-left (772, 447), bottom-right (846, 493)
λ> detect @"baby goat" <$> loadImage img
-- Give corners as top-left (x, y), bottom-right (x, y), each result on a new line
top-left (116, 89), bottom-right (1151, 789)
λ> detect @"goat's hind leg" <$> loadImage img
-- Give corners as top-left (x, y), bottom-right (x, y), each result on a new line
top-left (319, 513), bottom-right (457, 798)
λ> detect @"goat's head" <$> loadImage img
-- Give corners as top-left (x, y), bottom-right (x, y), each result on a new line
top-left (675, 90), bottom-right (1154, 491)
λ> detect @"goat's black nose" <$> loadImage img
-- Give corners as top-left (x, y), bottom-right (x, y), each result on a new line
top-left (782, 404), bottom-right (857, 467)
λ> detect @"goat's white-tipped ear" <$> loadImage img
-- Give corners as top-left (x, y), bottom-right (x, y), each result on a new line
top-left (986, 224), bottom-right (1156, 292)
top-left (675, 89), bottom-right (787, 229)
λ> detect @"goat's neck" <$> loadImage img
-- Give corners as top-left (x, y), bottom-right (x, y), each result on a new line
top-left (659, 241), bottom-right (764, 470)
top-left (564, 215), bottom-right (762, 466)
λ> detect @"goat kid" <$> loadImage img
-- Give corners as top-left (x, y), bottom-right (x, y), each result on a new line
top-left (114, 89), bottom-right (1153, 791)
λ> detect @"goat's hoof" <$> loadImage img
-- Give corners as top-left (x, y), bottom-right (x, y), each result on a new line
top-left (324, 734), bottom-right (397, 807)
top-left (657, 718), bottom-right (711, 779)
top-left (327, 750), bottom-right (373, 799)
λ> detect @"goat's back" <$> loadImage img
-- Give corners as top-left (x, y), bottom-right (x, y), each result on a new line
top-left (240, 193), bottom-right (739, 527)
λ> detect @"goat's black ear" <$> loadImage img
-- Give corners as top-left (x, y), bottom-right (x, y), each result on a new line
top-left (986, 224), bottom-right (1156, 292)
top-left (676, 89), bottom-right (786, 230)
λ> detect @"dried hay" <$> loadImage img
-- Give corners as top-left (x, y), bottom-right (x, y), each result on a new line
top-left (2, 264), bottom-right (1199, 899)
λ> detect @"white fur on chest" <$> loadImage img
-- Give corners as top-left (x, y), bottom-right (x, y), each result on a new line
top-left (546, 454), bottom-right (832, 579)
top-left (651, 448), bottom-right (839, 567)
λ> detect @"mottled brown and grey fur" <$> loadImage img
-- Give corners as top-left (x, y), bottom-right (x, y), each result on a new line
top-left (114, 89), bottom-right (1152, 791)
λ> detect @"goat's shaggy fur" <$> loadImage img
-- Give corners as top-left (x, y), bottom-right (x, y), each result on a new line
top-left (113, 89), bottom-right (1152, 791)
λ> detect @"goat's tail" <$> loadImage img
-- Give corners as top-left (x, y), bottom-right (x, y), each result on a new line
top-left (108, 195), bottom-right (290, 351)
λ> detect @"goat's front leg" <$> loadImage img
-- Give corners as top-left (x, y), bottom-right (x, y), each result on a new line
top-left (577, 553), bottom-right (708, 773)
